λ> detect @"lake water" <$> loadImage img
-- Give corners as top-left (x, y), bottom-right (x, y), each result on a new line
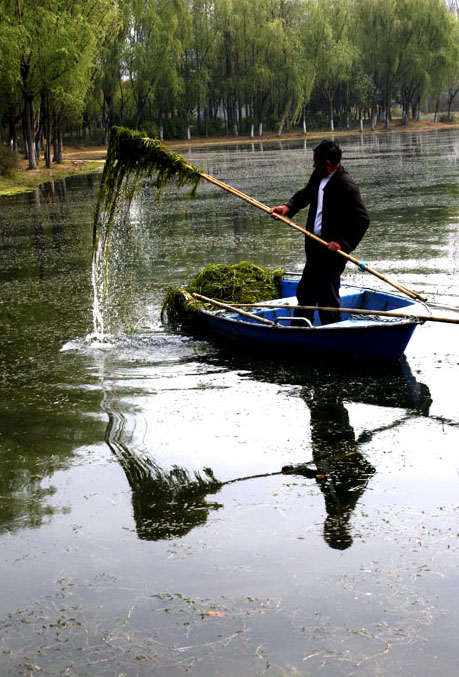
top-left (1, 129), bottom-right (459, 675)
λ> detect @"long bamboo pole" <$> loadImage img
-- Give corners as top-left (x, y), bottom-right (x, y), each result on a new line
top-left (191, 292), bottom-right (275, 325)
top-left (183, 163), bottom-right (427, 303)
top-left (219, 302), bottom-right (459, 325)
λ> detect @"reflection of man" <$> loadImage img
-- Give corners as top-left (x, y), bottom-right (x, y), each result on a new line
top-left (284, 387), bottom-right (375, 550)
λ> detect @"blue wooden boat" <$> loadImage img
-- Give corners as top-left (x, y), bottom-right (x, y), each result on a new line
top-left (197, 278), bottom-right (428, 361)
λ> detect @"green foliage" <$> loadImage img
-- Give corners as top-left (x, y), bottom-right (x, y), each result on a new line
top-left (91, 126), bottom-right (203, 336)
top-left (439, 113), bottom-right (457, 122)
top-left (202, 118), bottom-right (226, 137)
top-left (92, 125), bottom-right (203, 313)
top-left (161, 261), bottom-right (285, 327)
top-left (162, 117), bottom-right (187, 140)
top-left (0, 145), bottom-right (19, 177)
top-left (1, 0), bottom-right (458, 144)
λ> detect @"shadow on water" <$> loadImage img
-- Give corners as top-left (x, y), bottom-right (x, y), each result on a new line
top-left (103, 343), bottom-right (431, 549)
top-left (284, 385), bottom-right (376, 550)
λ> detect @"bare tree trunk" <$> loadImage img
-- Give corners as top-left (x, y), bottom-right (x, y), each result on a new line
top-left (8, 110), bottom-right (18, 151)
top-left (24, 93), bottom-right (37, 170)
top-left (43, 96), bottom-right (53, 169)
top-left (119, 76), bottom-right (125, 126)
top-left (53, 114), bottom-right (63, 164)
top-left (434, 98), bottom-right (439, 123)
top-left (384, 98), bottom-right (390, 130)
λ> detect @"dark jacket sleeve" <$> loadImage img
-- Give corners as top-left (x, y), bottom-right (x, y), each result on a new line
top-left (284, 173), bottom-right (319, 218)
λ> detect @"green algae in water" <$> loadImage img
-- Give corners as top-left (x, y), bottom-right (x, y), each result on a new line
top-left (93, 126), bottom-right (202, 249)
top-left (91, 127), bottom-right (202, 337)
top-left (162, 261), bottom-right (285, 327)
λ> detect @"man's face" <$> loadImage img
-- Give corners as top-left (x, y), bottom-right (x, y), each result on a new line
top-left (313, 153), bottom-right (334, 177)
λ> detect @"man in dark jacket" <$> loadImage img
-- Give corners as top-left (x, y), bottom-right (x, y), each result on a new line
top-left (271, 140), bottom-right (370, 325)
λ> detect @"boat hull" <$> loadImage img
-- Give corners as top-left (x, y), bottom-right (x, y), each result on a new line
top-left (197, 281), bottom-right (425, 361)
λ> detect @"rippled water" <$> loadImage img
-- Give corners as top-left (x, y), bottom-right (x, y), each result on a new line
top-left (1, 129), bottom-right (459, 675)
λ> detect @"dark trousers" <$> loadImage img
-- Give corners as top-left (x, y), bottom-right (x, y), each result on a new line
top-left (295, 249), bottom-right (345, 325)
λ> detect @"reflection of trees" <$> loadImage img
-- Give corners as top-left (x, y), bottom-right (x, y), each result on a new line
top-left (0, 405), bottom-right (105, 534)
top-left (0, 470), bottom-right (57, 534)
top-left (0, 173), bottom-right (102, 534)
top-left (105, 411), bottom-right (223, 540)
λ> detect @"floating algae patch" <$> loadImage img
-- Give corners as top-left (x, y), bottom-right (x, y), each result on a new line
top-left (91, 127), bottom-right (202, 338)
top-left (161, 261), bottom-right (285, 327)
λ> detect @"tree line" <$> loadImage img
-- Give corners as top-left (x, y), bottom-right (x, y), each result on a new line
top-left (1, 0), bottom-right (458, 170)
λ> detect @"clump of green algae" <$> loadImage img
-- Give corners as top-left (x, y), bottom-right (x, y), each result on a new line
top-left (161, 261), bottom-right (285, 327)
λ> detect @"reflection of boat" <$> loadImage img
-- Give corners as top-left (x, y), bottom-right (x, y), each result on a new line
top-left (216, 353), bottom-right (432, 415)
top-left (197, 278), bottom-right (427, 361)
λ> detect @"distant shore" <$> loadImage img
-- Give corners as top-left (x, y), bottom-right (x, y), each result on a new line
top-left (1, 119), bottom-right (457, 197)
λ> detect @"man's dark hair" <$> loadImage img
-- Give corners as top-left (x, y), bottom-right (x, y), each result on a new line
top-left (313, 140), bottom-right (342, 164)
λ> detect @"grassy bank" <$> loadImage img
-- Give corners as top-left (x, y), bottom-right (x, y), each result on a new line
top-left (0, 151), bottom-right (106, 197)
top-left (1, 119), bottom-right (457, 197)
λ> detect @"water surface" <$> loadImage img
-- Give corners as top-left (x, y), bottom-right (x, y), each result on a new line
top-left (1, 129), bottom-right (459, 675)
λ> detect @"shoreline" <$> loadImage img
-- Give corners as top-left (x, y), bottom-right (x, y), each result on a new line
top-left (1, 119), bottom-right (457, 197)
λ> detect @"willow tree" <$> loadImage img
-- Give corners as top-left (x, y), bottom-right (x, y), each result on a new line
top-left (0, 9), bottom-right (22, 150)
top-left (295, 0), bottom-right (324, 134)
top-left (91, 1), bottom-right (129, 144)
top-left (0, 0), bottom-right (116, 168)
top-left (38, 1), bottom-right (117, 167)
top-left (209, 0), bottom-right (244, 135)
top-left (124, 0), bottom-right (159, 129)
top-left (0, 0), bottom-right (43, 168)
top-left (393, 0), bottom-right (450, 123)
top-left (50, 1), bottom-right (119, 165)
top-left (184, 1), bottom-right (217, 137)
top-left (315, 0), bottom-right (358, 132)
top-left (125, 0), bottom-right (187, 137)
top-left (355, 0), bottom-right (402, 129)
top-left (443, 15), bottom-right (459, 120)
top-left (179, 1), bottom-right (215, 139)
top-left (245, 0), bottom-right (299, 136)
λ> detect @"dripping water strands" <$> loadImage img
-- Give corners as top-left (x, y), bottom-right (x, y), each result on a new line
top-left (88, 127), bottom-right (202, 345)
